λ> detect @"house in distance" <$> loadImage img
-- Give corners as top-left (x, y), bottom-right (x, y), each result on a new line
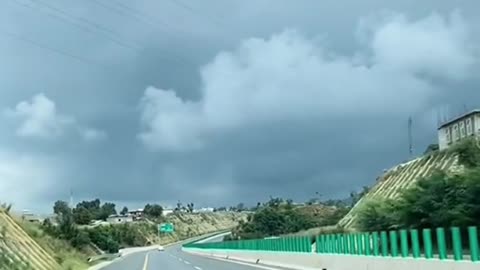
top-left (438, 109), bottom-right (480, 150)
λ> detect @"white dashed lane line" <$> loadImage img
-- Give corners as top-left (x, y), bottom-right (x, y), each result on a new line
top-left (194, 267), bottom-right (202, 270)
top-left (184, 261), bottom-right (191, 265)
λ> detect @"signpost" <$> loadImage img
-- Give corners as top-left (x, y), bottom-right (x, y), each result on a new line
top-left (158, 223), bottom-right (174, 235)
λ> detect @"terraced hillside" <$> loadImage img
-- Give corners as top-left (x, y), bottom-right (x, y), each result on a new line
top-left (0, 208), bottom-right (60, 270)
top-left (338, 150), bottom-right (462, 229)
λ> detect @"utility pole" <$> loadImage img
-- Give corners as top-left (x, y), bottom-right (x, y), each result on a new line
top-left (69, 189), bottom-right (74, 209)
top-left (408, 117), bottom-right (413, 158)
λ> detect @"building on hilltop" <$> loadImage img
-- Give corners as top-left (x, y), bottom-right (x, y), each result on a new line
top-left (106, 214), bottom-right (134, 224)
top-left (438, 109), bottom-right (480, 150)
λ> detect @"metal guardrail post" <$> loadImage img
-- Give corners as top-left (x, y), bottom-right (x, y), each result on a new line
top-left (410, 229), bottom-right (420, 258)
top-left (436, 228), bottom-right (447, 260)
top-left (400, 230), bottom-right (409, 257)
top-left (380, 231), bottom-right (388, 256)
top-left (357, 234), bottom-right (364, 255)
top-left (423, 229), bottom-right (433, 259)
top-left (451, 227), bottom-right (463, 261)
top-left (364, 233), bottom-right (371, 256)
top-left (349, 234), bottom-right (356, 255)
top-left (343, 233), bottom-right (349, 254)
top-left (468, 226), bottom-right (479, 262)
top-left (372, 232), bottom-right (379, 256)
top-left (389, 231), bottom-right (398, 257)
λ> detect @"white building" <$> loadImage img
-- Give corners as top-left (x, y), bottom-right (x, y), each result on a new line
top-left (194, 207), bottom-right (215, 213)
top-left (162, 209), bottom-right (174, 216)
top-left (106, 214), bottom-right (134, 224)
top-left (438, 109), bottom-right (480, 150)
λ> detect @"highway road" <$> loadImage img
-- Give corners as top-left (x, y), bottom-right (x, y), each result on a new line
top-left (101, 241), bottom-right (290, 270)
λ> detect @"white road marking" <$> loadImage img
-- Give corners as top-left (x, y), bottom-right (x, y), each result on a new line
top-left (200, 255), bottom-right (284, 270)
top-left (194, 267), bottom-right (202, 270)
top-left (184, 261), bottom-right (191, 265)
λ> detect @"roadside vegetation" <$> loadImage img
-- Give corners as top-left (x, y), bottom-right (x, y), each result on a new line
top-left (226, 197), bottom-right (350, 240)
top-left (357, 139), bottom-right (480, 231)
top-left (44, 199), bottom-right (164, 254)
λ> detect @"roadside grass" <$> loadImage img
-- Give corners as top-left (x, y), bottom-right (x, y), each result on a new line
top-left (15, 218), bottom-right (93, 270)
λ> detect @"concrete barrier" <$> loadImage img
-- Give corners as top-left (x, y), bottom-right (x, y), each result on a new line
top-left (184, 248), bottom-right (480, 270)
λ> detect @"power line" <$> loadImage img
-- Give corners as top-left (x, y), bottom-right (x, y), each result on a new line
top-left (89, 0), bottom-right (170, 33)
top-left (8, 0), bottom-right (192, 67)
top-left (28, 0), bottom-right (141, 51)
top-left (9, 0), bottom-right (140, 52)
top-left (168, 0), bottom-right (224, 27)
top-left (110, 0), bottom-right (176, 31)
top-left (1, 29), bottom-right (112, 69)
top-left (88, 0), bottom-right (195, 66)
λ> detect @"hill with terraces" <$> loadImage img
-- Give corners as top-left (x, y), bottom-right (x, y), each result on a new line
top-left (338, 148), bottom-right (464, 229)
top-left (0, 207), bottom-right (60, 270)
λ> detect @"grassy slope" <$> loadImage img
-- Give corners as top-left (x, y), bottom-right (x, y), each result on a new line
top-left (15, 217), bottom-right (94, 270)
top-left (338, 148), bottom-right (463, 230)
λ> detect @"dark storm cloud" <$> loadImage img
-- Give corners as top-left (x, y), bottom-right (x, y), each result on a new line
top-left (1, 0), bottom-right (479, 212)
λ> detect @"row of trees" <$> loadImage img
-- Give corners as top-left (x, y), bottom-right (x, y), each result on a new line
top-left (53, 199), bottom-right (166, 225)
top-left (47, 199), bottom-right (165, 253)
top-left (53, 199), bottom-right (116, 225)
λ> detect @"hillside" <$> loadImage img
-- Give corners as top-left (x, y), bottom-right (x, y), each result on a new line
top-left (338, 149), bottom-right (462, 229)
top-left (1, 205), bottom-right (247, 270)
top-left (0, 207), bottom-right (60, 270)
top-left (143, 212), bottom-right (248, 245)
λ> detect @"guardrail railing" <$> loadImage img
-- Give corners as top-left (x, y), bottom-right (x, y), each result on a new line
top-left (183, 226), bottom-right (480, 262)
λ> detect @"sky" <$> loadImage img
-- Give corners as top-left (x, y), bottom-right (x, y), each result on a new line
top-left (1, 0), bottom-right (480, 213)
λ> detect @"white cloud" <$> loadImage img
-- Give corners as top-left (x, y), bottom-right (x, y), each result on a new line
top-left (368, 11), bottom-right (474, 80)
top-left (4, 93), bottom-right (73, 138)
top-left (4, 93), bottom-right (107, 142)
top-left (0, 150), bottom-right (61, 211)
top-left (138, 87), bottom-right (204, 151)
top-left (138, 12), bottom-right (476, 152)
top-left (80, 127), bottom-right (108, 142)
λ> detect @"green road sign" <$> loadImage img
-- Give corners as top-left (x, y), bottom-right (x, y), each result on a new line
top-left (158, 223), bottom-right (174, 233)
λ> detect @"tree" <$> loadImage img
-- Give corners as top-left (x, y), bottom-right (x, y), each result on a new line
top-left (187, 203), bottom-right (194, 213)
top-left (357, 199), bottom-right (399, 231)
top-left (120, 206), bottom-right (129, 216)
top-left (98, 202), bottom-right (117, 220)
top-left (144, 204), bottom-right (163, 218)
top-left (236, 203), bottom-right (245, 212)
top-left (175, 201), bottom-right (183, 212)
top-left (266, 197), bottom-right (283, 208)
top-left (73, 206), bottom-right (94, 225)
top-left (71, 230), bottom-right (90, 248)
top-left (53, 200), bottom-right (70, 216)
top-left (57, 209), bottom-right (77, 239)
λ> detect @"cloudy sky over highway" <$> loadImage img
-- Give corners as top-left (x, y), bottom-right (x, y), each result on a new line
top-left (1, 0), bottom-right (479, 212)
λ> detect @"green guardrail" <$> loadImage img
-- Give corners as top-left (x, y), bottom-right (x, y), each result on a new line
top-left (183, 226), bottom-right (480, 262)
top-left (314, 226), bottom-right (480, 262)
top-left (184, 235), bottom-right (312, 253)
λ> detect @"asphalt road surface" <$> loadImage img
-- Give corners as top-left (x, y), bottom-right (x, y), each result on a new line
top-left (101, 242), bottom-right (289, 270)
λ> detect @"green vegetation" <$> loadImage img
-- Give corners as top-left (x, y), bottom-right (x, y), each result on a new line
top-left (357, 167), bottom-right (480, 231)
top-left (0, 247), bottom-right (32, 270)
top-left (16, 219), bottom-right (90, 270)
top-left (227, 198), bottom-right (348, 240)
top-left (357, 139), bottom-right (480, 231)
top-left (143, 204), bottom-right (164, 218)
top-left (0, 225), bottom-right (32, 270)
